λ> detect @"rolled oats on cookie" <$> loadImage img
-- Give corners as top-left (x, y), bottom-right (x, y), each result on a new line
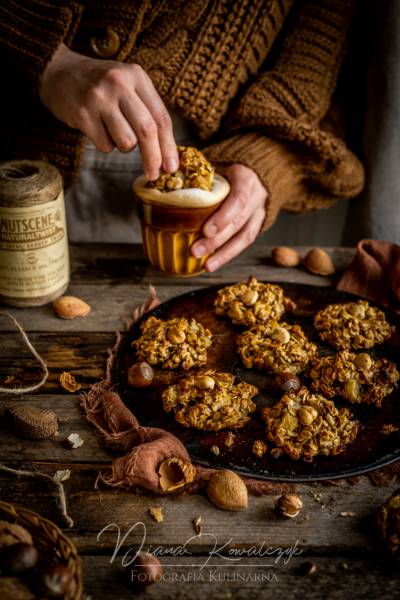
top-left (162, 369), bottom-right (258, 430)
top-left (132, 315), bottom-right (212, 370)
top-left (237, 321), bottom-right (317, 374)
top-left (214, 276), bottom-right (296, 327)
top-left (307, 351), bottom-right (399, 407)
top-left (314, 300), bottom-right (393, 350)
top-left (261, 387), bottom-right (359, 461)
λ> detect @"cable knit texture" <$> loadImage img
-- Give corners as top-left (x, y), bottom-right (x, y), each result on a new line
top-left (0, 0), bottom-right (365, 231)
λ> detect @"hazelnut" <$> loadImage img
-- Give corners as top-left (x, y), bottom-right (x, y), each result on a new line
top-left (270, 326), bottom-right (291, 344)
top-left (303, 248), bottom-right (335, 276)
top-left (241, 289), bottom-right (259, 306)
top-left (227, 303), bottom-right (243, 321)
top-left (344, 379), bottom-right (361, 403)
top-left (275, 493), bottom-right (303, 518)
top-left (354, 353), bottom-right (373, 371)
top-left (127, 361), bottom-right (154, 388)
top-left (130, 553), bottom-right (163, 589)
top-left (0, 542), bottom-right (38, 574)
top-left (36, 564), bottom-right (70, 598)
top-left (271, 247), bottom-right (301, 268)
top-left (166, 176), bottom-right (184, 190)
top-left (166, 327), bottom-right (186, 344)
top-left (298, 406), bottom-right (318, 426)
top-left (275, 372), bottom-right (301, 394)
top-left (196, 375), bottom-right (215, 390)
top-left (347, 303), bottom-right (366, 320)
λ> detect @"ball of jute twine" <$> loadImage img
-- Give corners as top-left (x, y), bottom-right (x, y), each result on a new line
top-left (0, 159), bottom-right (61, 206)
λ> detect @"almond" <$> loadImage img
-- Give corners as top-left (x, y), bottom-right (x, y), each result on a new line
top-left (53, 296), bottom-right (91, 319)
top-left (271, 247), bottom-right (301, 268)
top-left (303, 248), bottom-right (335, 276)
top-left (207, 469), bottom-right (248, 511)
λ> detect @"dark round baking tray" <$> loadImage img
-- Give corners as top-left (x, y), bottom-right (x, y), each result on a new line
top-left (112, 282), bottom-right (400, 482)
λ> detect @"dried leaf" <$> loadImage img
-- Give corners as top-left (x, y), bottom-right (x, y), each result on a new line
top-left (60, 372), bottom-right (82, 393)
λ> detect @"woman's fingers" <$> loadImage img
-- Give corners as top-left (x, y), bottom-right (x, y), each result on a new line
top-left (120, 94), bottom-right (162, 180)
top-left (135, 73), bottom-right (179, 173)
top-left (202, 166), bottom-right (253, 238)
top-left (76, 108), bottom-right (114, 153)
top-left (205, 206), bottom-right (265, 272)
top-left (100, 110), bottom-right (137, 153)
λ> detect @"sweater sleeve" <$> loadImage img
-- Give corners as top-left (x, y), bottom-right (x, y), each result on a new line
top-left (0, 1), bottom-right (83, 84)
top-left (203, 0), bottom-right (365, 231)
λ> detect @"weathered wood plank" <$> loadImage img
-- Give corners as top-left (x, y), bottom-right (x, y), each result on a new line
top-left (80, 554), bottom-right (399, 600)
top-left (0, 462), bottom-right (397, 553)
top-left (67, 243), bottom-right (354, 285)
top-left (0, 245), bottom-right (354, 333)
top-left (0, 332), bottom-right (114, 391)
top-left (0, 395), bottom-right (113, 462)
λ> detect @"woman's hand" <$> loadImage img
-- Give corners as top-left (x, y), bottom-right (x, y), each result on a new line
top-left (39, 44), bottom-right (179, 180)
top-left (191, 164), bottom-right (267, 271)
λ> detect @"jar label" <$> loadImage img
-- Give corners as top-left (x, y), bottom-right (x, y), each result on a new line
top-left (0, 191), bottom-right (69, 298)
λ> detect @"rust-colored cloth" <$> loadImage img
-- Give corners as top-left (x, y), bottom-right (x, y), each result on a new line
top-left (1, 0), bottom-right (364, 232)
top-left (337, 240), bottom-right (400, 311)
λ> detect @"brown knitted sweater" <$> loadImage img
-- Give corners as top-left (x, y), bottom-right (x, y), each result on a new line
top-left (0, 0), bottom-right (364, 231)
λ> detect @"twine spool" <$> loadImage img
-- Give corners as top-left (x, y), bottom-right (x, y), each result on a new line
top-left (0, 160), bottom-right (70, 306)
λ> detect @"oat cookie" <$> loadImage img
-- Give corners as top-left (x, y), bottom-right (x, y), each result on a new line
top-left (308, 351), bottom-right (399, 407)
top-left (148, 146), bottom-right (214, 192)
top-left (314, 300), bottom-right (393, 350)
top-left (132, 315), bottom-right (212, 370)
top-left (162, 369), bottom-right (258, 430)
top-left (237, 321), bottom-right (317, 374)
top-left (214, 276), bottom-right (296, 327)
top-left (261, 387), bottom-right (359, 461)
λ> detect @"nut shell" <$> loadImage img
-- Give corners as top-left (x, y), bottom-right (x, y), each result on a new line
top-left (207, 469), bottom-right (248, 511)
top-left (8, 405), bottom-right (58, 439)
top-left (158, 457), bottom-right (196, 492)
top-left (303, 248), bottom-right (335, 276)
top-left (0, 521), bottom-right (33, 550)
top-left (271, 247), bottom-right (301, 268)
top-left (53, 295), bottom-right (91, 319)
top-left (275, 493), bottom-right (303, 518)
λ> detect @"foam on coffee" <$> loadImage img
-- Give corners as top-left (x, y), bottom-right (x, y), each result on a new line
top-left (133, 173), bottom-right (230, 208)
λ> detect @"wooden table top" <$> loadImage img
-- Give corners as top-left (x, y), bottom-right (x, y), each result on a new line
top-left (0, 243), bottom-right (398, 599)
